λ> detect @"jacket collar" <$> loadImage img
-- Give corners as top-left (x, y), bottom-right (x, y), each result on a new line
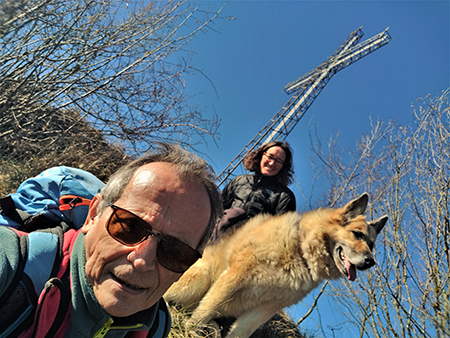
top-left (254, 171), bottom-right (280, 185)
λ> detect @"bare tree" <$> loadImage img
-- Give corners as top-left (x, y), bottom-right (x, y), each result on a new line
top-left (0, 0), bottom-right (222, 162)
top-left (307, 89), bottom-right (450, 337)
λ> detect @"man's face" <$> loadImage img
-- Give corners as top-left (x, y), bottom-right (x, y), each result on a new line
top-left (81, 162), bottom-right (211, 317)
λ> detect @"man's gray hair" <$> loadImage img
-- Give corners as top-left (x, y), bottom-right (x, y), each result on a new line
top-left (98, 143), bottom-right (222, 251)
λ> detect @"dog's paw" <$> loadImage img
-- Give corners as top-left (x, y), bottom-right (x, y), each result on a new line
top-left (186, 319), bottom-right (222, 338)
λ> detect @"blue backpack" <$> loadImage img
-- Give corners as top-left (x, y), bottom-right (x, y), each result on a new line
top-left (0, 166), bottom-right (105, 337)
top-left (0, 166), bottom-right (105, 231)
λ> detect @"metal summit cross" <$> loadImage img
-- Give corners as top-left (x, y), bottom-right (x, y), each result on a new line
top-left (217, 27), bottom-right (391, 187)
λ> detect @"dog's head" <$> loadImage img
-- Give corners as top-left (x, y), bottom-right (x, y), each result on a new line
top-left (331, 193), bottom-right (387, 281)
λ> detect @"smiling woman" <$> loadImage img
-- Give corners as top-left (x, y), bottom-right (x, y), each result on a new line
top-left (210, 141), bottom-right (296, 242)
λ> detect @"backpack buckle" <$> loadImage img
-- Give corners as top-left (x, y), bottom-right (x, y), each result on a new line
top-left (59, 195), bottom-right (91, 211)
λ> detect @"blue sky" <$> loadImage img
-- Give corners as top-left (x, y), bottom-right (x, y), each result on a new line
top-left (183, 1), bottom-right (449, 336)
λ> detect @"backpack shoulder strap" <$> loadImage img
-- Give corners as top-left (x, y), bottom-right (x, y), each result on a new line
top-left (24, 231), bottom-right (61, 296)
top-left (29, 229), bottom-right (75, 338)
top-left (0, 227), bottom-right (66, 338)
top-left (31, 266), bottom-right (72, 338)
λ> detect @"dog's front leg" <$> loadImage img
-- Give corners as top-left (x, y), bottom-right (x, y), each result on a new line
top-left (164, 262), bottom-right (213, 308)
top-left (225, 304), bottom-right (280, 338)
top-left (188, 266), bottom-right (246, 328)
top-left (188, 275), bottom-right (235, 326)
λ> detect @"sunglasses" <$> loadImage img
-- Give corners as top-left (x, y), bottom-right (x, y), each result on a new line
top-left (105, 201), bottom-right (201, 273)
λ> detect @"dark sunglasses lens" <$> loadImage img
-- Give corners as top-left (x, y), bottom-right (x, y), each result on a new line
top-left (106, 204), bottom-right (200, 273)
top-left (157, 235), bottom-right (200, 273)
top-left (107, 208), bottom-right (148, 245)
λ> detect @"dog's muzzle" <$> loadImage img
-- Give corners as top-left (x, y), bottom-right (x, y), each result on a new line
top-left (357, 255), bottom-right (375, 270)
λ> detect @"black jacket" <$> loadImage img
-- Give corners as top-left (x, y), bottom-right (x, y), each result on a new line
top-left (221, 173), bottom-right (296, 219)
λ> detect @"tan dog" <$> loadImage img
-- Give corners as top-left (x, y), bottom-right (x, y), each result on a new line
top-left (164, 193), bottom-right (387, 338)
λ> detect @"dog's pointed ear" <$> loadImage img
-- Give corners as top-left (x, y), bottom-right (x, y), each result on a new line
top-left (368, 215), bottom-right (388, 235)
top-left (343, 193), bottom-right (369, 219)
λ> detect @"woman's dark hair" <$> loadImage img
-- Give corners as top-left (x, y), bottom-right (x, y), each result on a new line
top-left (242, 141), bottom-right (294, 186)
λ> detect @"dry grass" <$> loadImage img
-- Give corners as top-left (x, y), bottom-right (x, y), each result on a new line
top-left (0, 108), bottom-right (131, 196)
top-left (167, 304), bottom-right (307, 338)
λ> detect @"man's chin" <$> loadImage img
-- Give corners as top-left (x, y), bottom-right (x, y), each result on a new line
top-left (98, 293), bottom-right (148, 317)
top-left (93, 278), bottom-right (152, 317)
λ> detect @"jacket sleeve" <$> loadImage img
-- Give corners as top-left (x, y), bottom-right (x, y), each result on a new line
top-left (275, 189), bottom-right (296, 215)
top-left (0, 227), bottom-right (21, 298)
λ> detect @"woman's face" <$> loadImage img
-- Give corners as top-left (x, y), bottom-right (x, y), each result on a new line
top-left (259, 146), bottom-right (286, 176)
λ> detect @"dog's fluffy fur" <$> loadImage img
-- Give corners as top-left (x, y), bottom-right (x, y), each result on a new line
top-left (164, 193), bottom-right (387, 338)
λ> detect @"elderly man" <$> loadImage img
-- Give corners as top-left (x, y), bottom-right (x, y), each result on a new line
top-left (0, 143), bottom-right (222, 337)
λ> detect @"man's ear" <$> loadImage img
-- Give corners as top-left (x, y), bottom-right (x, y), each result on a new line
top-left (81, 194), bottom-right (103, 234)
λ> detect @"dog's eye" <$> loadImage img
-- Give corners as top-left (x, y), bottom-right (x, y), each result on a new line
top-left (352, 231), bottom-right (366, 240)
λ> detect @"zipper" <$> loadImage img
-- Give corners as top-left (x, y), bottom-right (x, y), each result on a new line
top-left (93, 318), bottom-right (144, 338)
top-left (93, 318), bottom-right (114, 338)
top-left (244, 174), bottom-right (261, 206)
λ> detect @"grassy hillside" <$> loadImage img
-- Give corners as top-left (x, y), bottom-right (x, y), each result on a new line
top-left (0, 109), bottom-right (130, 195)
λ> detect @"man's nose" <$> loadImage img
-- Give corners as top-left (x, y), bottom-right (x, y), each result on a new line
top-left (128, 235), bottom-right (159, 271)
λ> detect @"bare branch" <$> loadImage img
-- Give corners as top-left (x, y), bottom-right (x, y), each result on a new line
top-left (0, 0), bottom-right (224, 160)
top-left (309, 89), bottom-right (450, 337)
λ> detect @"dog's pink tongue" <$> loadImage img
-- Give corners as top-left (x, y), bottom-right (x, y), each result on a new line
top-left (344, 257), bottom-right (357, 281)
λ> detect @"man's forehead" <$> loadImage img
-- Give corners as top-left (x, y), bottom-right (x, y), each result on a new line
top-left (122, 161), bottom-right (210, 247)
top-left (132, 169), bottom-right (157, 186)
top-left (127, 162), bottom-right (203, 198)
top-left (131, 162), bottom-right (179, 187)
